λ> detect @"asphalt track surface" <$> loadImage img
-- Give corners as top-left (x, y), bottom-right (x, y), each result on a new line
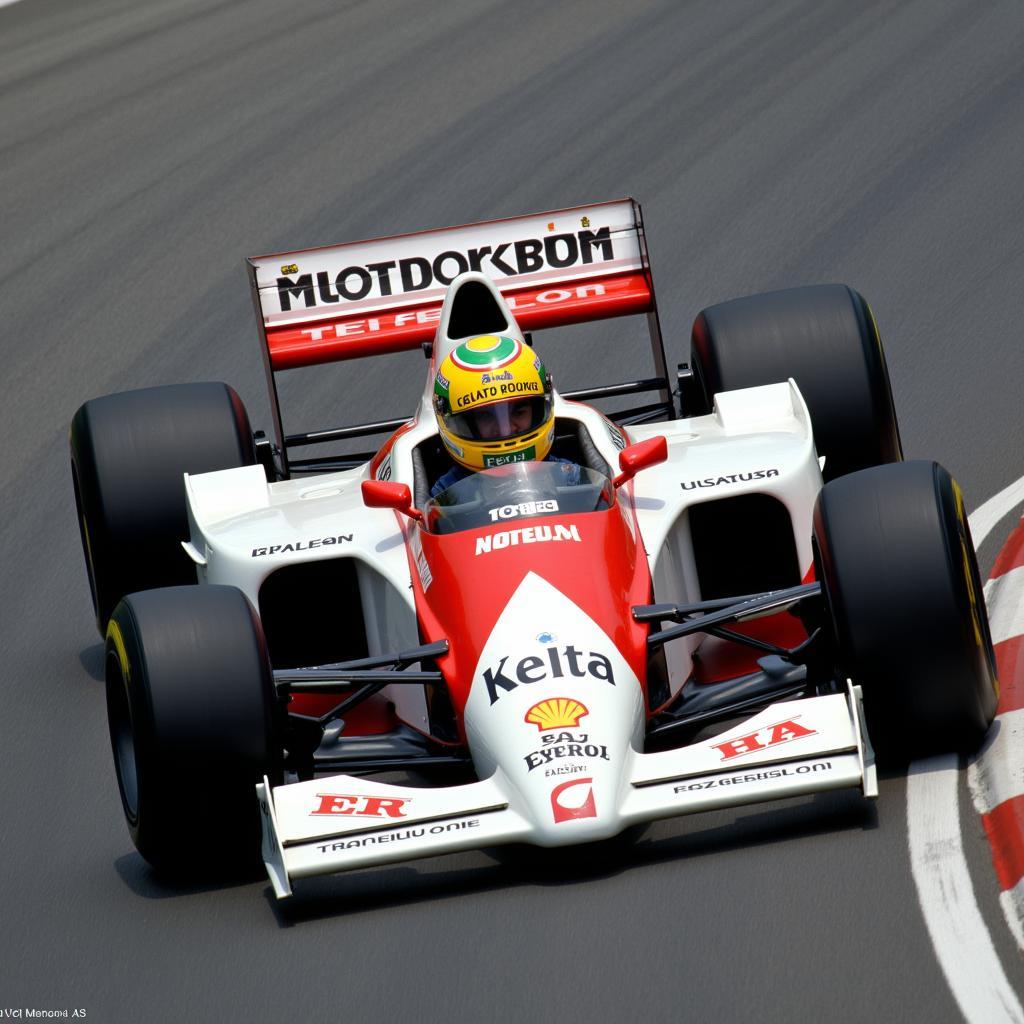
top-left (2, 1), bottom-right (1023, 1021)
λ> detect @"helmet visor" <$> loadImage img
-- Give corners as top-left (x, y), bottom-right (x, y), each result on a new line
top-left (444, 395), bottom-right (552, 442)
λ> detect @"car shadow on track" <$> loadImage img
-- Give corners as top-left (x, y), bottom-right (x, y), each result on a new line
top-left (114, 854), bottom-right (269, 898)
top-left (79, 642), bottom-right (104, 682)
top-left (264, 786), bottom-right (880, 926)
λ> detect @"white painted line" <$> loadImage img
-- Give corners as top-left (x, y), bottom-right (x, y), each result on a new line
top-left (968, 708), bottom-right (1024, 816)
top-left (971, 489), bottom-right (1021, 555)
top-left (904, 475), bottom-right (1024, 1023)
top-left (907, 757), bottom-right (1024, 1023)
top-left (1001, 882), bottom-right (1024, 954)
top-left (971, 475), bottom-right (1024, 549)
top-left (985, 567), bottom-right (1024, 645)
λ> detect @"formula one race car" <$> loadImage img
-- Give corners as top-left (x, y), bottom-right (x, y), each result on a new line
top-left (70, 199), bottom-right (998, 896)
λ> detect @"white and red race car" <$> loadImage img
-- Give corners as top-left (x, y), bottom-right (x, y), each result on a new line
top-left (70, 199), bottom-right (998, 897)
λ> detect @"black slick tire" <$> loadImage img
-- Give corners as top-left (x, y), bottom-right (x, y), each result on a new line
top-left (813, 460), bottom-right (997, 758)
top-left (690, 284), bottom-right (902, 480)
top-left (105, 585), bottom-right (283, 875)
top-left (70, 382), bottom-right (254, 633)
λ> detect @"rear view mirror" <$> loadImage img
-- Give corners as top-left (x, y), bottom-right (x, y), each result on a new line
top-left (613, 436), bottom-right (668, 488)
top-left (361, 480), bottom-right (422, 521)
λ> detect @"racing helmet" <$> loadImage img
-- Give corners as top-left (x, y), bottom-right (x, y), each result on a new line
top-left (433, 334), bottom-right (554, 471)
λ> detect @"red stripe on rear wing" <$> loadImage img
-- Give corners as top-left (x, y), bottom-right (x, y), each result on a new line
top-left (266, 271), bottom-right (651, 370)
top-left (248, 199), bottom-right (652, 370)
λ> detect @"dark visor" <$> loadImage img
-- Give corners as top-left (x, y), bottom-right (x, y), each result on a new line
top-left (444, 396), bottom-right (551, 441)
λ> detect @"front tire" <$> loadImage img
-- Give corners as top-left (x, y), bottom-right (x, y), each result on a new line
top-left (813, 461), bottom-right (997, 757)
top-left (105, 585), bottom-right (282, 874)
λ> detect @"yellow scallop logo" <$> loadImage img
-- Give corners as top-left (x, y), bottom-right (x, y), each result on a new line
top-left (524, 697), bottom-right (589, 731)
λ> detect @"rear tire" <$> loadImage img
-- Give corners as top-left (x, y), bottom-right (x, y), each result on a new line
top-left (105, 585), bottom-right (282, 874)
top-left (70, 382), bottom-right (254, 633)
top-left (813, 461), bottom-right (997, 757)
top-left (690, 284), bottom-right (902, 480)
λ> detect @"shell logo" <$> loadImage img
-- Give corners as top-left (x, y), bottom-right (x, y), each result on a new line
top-left (524, 697), bottom-right (589, 731)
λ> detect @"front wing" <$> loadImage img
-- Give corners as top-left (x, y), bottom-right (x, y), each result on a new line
top-left (258, 685), bottom-right (876, 899)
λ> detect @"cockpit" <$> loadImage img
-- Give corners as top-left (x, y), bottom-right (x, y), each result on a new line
top-left (423, 461), bottom-right (615, 535)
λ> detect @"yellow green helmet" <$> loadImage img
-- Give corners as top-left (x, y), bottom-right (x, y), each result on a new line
top-left (433, 334), bottom-right (554, 471)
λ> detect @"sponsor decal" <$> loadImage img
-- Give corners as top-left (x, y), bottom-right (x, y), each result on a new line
top-left (551, 776), bottom-right (597, 823)
top-left (481, 370), bottom-right (513, 384)
top-left (537, 631), bottom-right (556, 644)
top-left (251, 535), bottom-right (352, 557)
top-left (525, 697), bottom-right (589, 730)
top-left (276, 228), bottom-right (616, 313)
top-left (281, 263), bottom-right (299, 275)
top-left (317, 817), bottom-right (480, 854)
top-left (681, 469), bottom-right (780, 490)
top-left (475, 523), bottom-right (580, 555)
top-left (435, 369), bottom-right (450, 393)
top-left (524, 728), bottom-right (610, 774)
top-left (409, 529), bottom-right (432, 591)
top-left (455, 380), bottom-right (540, 408)
top-left (310, 793), bottom-right (410, 817)
top-left (456, 387), bottom-right (496, 408)
top-left (711, 717), bottom-right (817, 761)
top-left (481, 645), bottom-right (615, 705)
top-left (500, 380), bottom-right (539, 394)
top-left (292, 284), bottom-right (611, 344)
top-left (581, 216), bottom-right (590, 228)
top-left (483, 447), bottom-right (535, 469)
top-left (673, 760), bottom-right (834, 793)
top-left (415, 548), bottom-right (433, 591)
top-left (604, 420), bottom-right (627, 451)
top-left (376, 452), bottom-right (393, 481)
top-left (488, 499), bottom-right (559, 522)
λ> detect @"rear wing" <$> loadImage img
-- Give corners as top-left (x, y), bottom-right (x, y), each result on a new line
top-left (247, 198), bottom-right (673, 476)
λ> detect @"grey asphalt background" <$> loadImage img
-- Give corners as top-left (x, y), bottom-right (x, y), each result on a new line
top-left (2, 0), bottom-right (1023, 1020)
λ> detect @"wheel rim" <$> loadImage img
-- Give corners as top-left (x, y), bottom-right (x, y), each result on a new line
top-left (106, 649), bottom-right (139, 823)
top-left (953, 482), bottom-right (999, 705)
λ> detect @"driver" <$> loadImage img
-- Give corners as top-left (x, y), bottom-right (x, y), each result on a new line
top-left (431, 334), bottom-right (578, 496)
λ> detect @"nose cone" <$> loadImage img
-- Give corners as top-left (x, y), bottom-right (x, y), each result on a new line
top-left (464, 572), bottom-right (645, 844)
top-left (522, 735), bottom-right (636, 846)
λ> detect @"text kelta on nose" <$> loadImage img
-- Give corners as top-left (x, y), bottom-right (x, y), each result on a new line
top-left (482, 645), bottom-right (616, 705)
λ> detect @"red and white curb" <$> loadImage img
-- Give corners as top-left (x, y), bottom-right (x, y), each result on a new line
top-left (906, 479), bottom-right (1024, 1024)
top-left (969, 517), bottom-right (1024, 951)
